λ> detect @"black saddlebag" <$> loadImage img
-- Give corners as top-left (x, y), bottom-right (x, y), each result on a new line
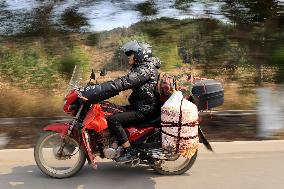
top-left (191, 80), bottom-right (224, 110)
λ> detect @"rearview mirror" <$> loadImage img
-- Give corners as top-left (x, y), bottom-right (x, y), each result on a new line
top-left (90, 69), bottom-right (96, 80)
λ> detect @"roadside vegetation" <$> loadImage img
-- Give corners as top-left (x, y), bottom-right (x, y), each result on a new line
top-left (0, 16), bottom-right (283, 117)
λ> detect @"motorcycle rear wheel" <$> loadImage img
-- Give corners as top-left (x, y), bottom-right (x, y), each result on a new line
top-left (151, 150), bottom-right (197, 175)
top-left (34, 131), bottom-right (86, 178)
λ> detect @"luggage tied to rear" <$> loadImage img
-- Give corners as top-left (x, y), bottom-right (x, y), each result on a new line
top-left (161, 91), bottom-right (199, 159)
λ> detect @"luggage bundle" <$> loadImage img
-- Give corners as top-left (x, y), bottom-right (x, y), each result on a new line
top-left (161, 91), bottom-right (199, 159)
top-left (159, 73), bottom-right (224, 158)
top-left (157, 72), bottom-right (224, 110)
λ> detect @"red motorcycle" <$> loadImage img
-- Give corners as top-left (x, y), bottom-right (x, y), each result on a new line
top-left (34, 67), bottom-right (214, 179)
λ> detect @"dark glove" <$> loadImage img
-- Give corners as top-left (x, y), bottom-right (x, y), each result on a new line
top-left (82, 81), bottom-right (119, 104)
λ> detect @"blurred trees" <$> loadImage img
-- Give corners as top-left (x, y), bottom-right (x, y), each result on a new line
top-left (174, 0), bottom-right (194, 10)
top-left (23, 5), bottom-right (55, 37)
top-left (135, 1), bottom-right (158, 16)
top-left (60, 8), bottom-right (89, 31)
top-left (0, 1), bottom-right (89, 36)
top-left (1, 0), bottom-right (284, 113)
top-left (1, 0), bottom-right (284, 84)
top-left (220, 0), bottom-right (284, 83)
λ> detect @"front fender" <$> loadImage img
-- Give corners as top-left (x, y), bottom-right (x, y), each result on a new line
top-left (43, 123), bottom-right (91, 163)
top-left (43, 123), bottom-right (81, 141)
top-left (43, 123), bottom-right (70, 134)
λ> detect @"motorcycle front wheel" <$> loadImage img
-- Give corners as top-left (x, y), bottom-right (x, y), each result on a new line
top-left (34, 131), bottom-right (86, 179)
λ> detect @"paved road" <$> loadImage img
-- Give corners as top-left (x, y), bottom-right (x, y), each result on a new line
top-left (0, 141), bottom-right (284, 189)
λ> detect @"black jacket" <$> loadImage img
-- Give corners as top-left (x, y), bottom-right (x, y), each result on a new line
top-left (83, 57), bottom-right (161, 117)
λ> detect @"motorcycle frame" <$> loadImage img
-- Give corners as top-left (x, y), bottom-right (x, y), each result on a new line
top-left (42, 103), bottom-right (157, 169)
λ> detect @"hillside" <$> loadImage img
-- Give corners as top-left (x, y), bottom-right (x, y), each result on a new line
top-left (1, 18), bottom-right (283, 117)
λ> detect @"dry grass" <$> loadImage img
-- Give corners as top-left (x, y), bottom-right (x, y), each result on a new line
top-left (0, 87), bottom-right (64, 117)
top-left (0, 32), bottom-right (281, 117)
top-left (0, 65), bottom-right (261, 118)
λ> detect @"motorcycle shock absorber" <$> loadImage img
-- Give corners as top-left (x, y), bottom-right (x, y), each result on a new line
top-left (57, 105), bottom-right (84, 158)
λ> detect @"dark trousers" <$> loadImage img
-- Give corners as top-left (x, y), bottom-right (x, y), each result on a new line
top-left (106, 109), bottom-right (151, 145)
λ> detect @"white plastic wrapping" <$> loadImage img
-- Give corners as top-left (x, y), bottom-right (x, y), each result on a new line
top-left (161, 91), bottom-right (199, 159)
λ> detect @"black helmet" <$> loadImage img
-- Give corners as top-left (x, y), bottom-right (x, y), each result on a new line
top-left (121, 40), bottom-right (152, 63)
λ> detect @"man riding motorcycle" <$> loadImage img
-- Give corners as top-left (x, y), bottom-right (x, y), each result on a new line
top-left (82, 41), bottom-right (161, 162)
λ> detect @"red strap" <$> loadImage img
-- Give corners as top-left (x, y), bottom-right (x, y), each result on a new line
top-left (161, 130), bottom-right (198, 140)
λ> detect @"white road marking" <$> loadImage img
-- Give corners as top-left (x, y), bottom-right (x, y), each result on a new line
top-left (9, 182), bottom-right (24, 186)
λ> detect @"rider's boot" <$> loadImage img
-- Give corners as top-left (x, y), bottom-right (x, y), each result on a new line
top-left (116, 147), bottom-right (138, 162)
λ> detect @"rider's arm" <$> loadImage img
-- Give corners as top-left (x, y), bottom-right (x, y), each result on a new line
top-left (113, 66), bottom-right (150, 91)
top-left (82, 66), bottom-right (150, 104)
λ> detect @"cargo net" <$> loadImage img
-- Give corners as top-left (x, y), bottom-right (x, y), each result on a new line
top-left (161, 99), bottom-right (199, 159)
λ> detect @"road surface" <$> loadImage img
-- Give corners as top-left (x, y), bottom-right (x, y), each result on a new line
top-left (0, 140), bottom-right (284, 189)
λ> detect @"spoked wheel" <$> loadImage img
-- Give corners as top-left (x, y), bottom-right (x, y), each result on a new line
top-left (34, 132), bottom-right (86, 178)
top-left (151, 150), bottom-right (198, 175)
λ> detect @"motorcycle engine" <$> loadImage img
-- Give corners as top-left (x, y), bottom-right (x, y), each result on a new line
top-left (95, 129), bottom-right (122, 159)
top-left (103, 142), bottom-right (122, 159)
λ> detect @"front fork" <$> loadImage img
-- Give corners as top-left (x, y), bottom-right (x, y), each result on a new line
top-left (57, 105), bottom-right (86, 158)
top-left (58, 104), bottom-right (97, 169)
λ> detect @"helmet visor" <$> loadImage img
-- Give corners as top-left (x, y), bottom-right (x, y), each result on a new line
top-left (125, 51), bottom-right (134, 57)
top-left (121, 41), bottom-right (141, 53)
